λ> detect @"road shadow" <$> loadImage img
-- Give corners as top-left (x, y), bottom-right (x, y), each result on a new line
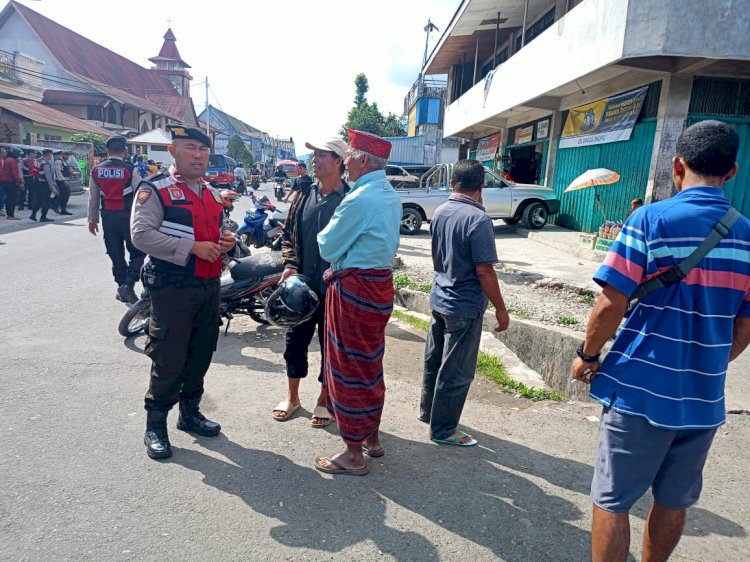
top-left (172, 434), bottom-right (439, 561)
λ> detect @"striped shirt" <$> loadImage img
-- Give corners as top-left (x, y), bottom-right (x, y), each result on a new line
top-left (590, 186), bottom-right (750, 429)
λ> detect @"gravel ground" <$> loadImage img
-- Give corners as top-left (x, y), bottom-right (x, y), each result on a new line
top-left (395, 249), bottom-right (596, 333)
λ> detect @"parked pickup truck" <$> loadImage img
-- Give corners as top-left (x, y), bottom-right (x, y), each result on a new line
top-left (397, 163), bottom-right (560, 235)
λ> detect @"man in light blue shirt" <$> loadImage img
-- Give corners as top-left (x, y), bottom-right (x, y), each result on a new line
top-left (314, 129), bottom-right (401, 477)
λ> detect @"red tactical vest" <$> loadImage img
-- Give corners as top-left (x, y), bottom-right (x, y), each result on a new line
top-left (92, 157), bottom-right (134, 211)
top-left (149, 176), bottom-right (224, 279)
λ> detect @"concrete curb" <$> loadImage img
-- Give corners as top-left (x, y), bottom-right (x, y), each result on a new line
top-left (395, 288), bottom-right (592, 402)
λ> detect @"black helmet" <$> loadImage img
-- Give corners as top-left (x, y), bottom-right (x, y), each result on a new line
top-left (265, 274), bottom-right (319, 328)
top-left (8, 147), bottom-right (23, 158)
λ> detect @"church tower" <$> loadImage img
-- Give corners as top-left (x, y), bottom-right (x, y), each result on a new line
top-left (149, 28), bottom-right (192, 97)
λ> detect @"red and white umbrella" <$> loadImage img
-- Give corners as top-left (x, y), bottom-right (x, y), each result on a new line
top-left (564, 168), bottom-right (621, 221)
top-left (564, 168), bottom-right (620, 192)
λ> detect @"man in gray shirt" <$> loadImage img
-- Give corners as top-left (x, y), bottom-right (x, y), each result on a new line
top-left (420, 159), bottom-right (510, 447)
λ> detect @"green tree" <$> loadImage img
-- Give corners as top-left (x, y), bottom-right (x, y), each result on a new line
top-left (353, 73), bottom-right (368, 106)
top-left (69, 132), bottom-right (107, 157)
top-left (340, 74), bottom-right (407, 140)
top-left (226, 134), bottom-right (255, 166)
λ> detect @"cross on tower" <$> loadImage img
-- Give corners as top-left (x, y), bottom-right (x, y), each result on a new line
top-left (166, 17), bottom-right (174, 27)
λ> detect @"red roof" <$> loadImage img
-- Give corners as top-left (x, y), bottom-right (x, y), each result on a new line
top-left (42, 90), bottom-right (110, 107)
top-left (0, 99), bottom-right (111, 135)
top-left (148, 94), bottom-right (196, 124)
top-left (148, 28), bottom-right (191, 68)
top-left (11, 1), bottom-right (179, 98)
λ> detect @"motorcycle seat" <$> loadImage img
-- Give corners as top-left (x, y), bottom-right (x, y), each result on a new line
top-left (229, 252), bottom-right (285, 281)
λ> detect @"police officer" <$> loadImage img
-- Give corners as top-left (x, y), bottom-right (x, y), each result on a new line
top-left (131, 124), bottom-right (236, 460)
top-left (88, 136), bottom-right (145, 304)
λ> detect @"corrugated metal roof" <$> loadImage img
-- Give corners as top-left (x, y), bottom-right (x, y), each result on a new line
top-left (127, 128), bottom-right (172, 145)
top-left (0, 99), bottom-right (111, 135)
top-left (12, 1), bottom-right (177, 99)
top-left (385, 135), bottom-right (426, 165)
top-left (43, 90), bottom-right (110, 107)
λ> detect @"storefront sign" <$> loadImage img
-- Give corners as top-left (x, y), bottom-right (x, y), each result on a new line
top-left (536, 119), bottom-right (550, 140)
top-left (475, 132), bottom-right (500, 162)
top-left (560, 86), bottom-right (648, 149)
top-left (514, 125), bottom-right (534, 145)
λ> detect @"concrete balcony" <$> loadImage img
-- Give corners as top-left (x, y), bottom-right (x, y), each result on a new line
top-left (443, 0), bottom-right (750, 138)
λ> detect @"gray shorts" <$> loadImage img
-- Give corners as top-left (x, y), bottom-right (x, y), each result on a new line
top-left (591, 407), bottom-right (717, 512)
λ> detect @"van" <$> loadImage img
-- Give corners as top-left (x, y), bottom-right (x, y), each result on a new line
top-left (205, 154), bottom-right (238, 188)
top-left (276, 159), bottom-right (299, 185)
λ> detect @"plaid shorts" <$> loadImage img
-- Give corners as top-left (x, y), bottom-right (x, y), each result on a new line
top-left (591, 406), bottom-right (717, 512)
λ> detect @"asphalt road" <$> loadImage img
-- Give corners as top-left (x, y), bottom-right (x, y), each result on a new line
top-left (1, 187), bottom-right (748, 561)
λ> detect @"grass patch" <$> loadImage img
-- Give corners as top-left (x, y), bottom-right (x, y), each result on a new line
top-left (392, 309), bottom-right (430, 332)
top-left (477, 353), bottom-right (566, 402)
top-left (391, 310), bottom-right (565, 402)
top-left (578, 294), bottom-right (594, 304)
top-left (394, 275), bottom-right (418, 290)
top-left (508, 307), bottom-right (533, 320)
top-left (394, 275), bottom-right (431, 293)
top-left (556, 315), bottom-right (579, 326)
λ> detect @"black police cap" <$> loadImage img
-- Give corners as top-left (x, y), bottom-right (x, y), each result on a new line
top-left (106, 135), bottom-right (127, 150)
top-left (167, 124), bottom-right (212, 149)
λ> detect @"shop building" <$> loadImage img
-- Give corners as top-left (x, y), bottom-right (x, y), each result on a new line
top-left (425, 0), bottom-right (750, 231)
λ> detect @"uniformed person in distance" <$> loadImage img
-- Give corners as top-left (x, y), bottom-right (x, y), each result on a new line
top-left (88, 135), bottom-right (145, 304)
top-left (130, 125), bottom-right (236, 460)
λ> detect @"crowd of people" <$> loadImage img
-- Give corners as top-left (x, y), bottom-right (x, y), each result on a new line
top-left (0, 147), bottom-right (80, 221)
top-left (8, 117), bottom-right (745, 561)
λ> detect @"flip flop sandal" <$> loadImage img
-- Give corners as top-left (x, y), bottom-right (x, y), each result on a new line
top-left (314, 457), bottom-right (369, 476)
top-left (362, 444), bottom-right (384, 458)
top-left (311, 405), bottom-right (333, 428)
top-left (431, 431), bottom-right (478, 447)
top-left (272, 400), bottom-right (301, 421)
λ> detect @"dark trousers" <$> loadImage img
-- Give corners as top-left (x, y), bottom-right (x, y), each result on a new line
top-left (420, 310), bottom-right (484, 440)
top-left (53, 181), bottom-right (70, 212)
top-left (144, 280), bottom-right (220, 412)
top-left (1, 182), bottom-right (18, 216)
top-left (102, 212), bottom-right (145, 286)
top-left (30, 180), bottom-right (51, 217)
top-left (283, 293), bottom-right (326, 381)
top-left (17, 183), bottom-right (29, 209)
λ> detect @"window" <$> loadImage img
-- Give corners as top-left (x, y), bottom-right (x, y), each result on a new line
top-left (106, 105), bottom-right (117, 124)
top-left (481, 47), bottom-right (509, 78)
top-left (515, 7), bottom-right (556, 52)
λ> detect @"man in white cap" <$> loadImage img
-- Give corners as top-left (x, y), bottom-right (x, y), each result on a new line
top-left (272, 136), bottom-right (349, 428)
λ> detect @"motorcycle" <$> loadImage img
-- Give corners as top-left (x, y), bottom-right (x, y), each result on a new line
top-left (219, 189), bottom-right (241, 233)
top-left (273, 178), bottom-right (285, 201)
top-left (250, 174), bottom-right (260, 191)
top-left (118, 251), bottom-right (285, 337)
top-left (236, 193), bottom-right (287, 251)
top-left (235, 177), bottom-right (247, 195)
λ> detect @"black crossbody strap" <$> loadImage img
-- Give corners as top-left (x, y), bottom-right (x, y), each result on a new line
top-left (629, 207), bottom-right (741, 306)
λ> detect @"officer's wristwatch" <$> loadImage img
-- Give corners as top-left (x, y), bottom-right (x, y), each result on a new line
top-left (576, 342), bottom-right (600, 363)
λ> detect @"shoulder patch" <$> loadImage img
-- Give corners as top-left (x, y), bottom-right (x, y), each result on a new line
top-left (211, 189), bottom-right (224, 204)
top-left (136, 188), bottom-right (151, 205)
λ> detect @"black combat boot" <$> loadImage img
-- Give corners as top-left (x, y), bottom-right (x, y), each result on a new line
top-left (144, 410), bottom-right (172, 459)
top-left (176, 397), bottom-right (221, 436)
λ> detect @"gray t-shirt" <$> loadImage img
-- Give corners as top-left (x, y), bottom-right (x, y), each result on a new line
top-left (429, 195), bottom-right (499, 319)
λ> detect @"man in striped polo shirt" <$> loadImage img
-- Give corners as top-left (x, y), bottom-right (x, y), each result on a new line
top-left (572, 120), bottom-right (750, 562)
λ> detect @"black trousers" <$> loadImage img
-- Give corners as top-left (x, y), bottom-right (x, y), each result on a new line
top-left (54, 181), bottom-right (70, 211)
top-left (144, 280), bottom-right (220, 412)
top-left (102, 212), bottom-right (145, 286)
top-left (283, 292), bottom-right (326, 381)
top-left (30, 180), bottom-right (51, 216)
top-left (1, 182), bottom-right (18, 216)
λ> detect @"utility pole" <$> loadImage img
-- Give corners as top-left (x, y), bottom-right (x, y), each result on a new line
top-left (205, 76), bottom-right (210, 136)
top-left (422, 19), bottom-right (439, 72)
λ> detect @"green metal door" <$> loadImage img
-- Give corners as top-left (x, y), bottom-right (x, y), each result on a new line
top-left (687, 116), bottom-right (750, 218)
top-left (551, 120), bottom-right (657, 232)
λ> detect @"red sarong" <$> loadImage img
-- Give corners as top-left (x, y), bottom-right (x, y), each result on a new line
top-left (323, 268), bottom-right (394, 445)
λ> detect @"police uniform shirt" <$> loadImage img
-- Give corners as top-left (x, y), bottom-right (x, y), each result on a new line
top-left (130, 172), bottom-right (208, 267)
top-left (87, 159), bottom-right (142, 225)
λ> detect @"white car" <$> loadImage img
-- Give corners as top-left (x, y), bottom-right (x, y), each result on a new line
top-left (397, 164), bottom-right (560, 234)
top-left (385, 165), bottom-right (421, 188)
